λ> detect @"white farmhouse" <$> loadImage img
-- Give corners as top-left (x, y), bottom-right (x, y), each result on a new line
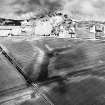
top-left (35, 20), bottom-right (52, 36)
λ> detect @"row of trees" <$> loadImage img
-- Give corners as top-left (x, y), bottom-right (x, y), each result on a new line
top-left (0, 18), bottom-right (22, 26)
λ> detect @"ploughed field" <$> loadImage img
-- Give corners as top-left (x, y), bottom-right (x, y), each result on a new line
top-left (1, 38), bottom-right (105, 105)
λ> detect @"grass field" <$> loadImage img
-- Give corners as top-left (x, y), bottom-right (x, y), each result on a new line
top-left (1, 38), bottom-right (105, 105)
